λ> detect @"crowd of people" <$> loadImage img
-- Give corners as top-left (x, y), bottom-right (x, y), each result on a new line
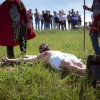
top-left (27, 8), bottom-right (93, 31)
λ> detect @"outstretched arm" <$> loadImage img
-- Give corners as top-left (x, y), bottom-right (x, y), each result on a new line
top-left (2, 56), bottom-right (37, 63)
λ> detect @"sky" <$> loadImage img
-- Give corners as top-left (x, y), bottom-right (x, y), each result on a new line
top-left (0, 0), bottom-right (93, 26)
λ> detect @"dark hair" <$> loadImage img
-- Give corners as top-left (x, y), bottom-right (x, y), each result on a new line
top-left (39, 43), bottom-right (50, 53)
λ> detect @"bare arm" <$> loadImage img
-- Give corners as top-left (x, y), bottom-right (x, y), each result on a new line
top-left (2, 52), bottom-right (48, 63)
top-left (2, 56), bottom-right (37, 63)
top-left (83, 5), bottom-right (93, 12)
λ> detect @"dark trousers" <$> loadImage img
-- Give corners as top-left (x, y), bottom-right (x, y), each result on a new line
top-left (50, 21), bottom-right (52, 29)
top-left (59, 21), bottom-right (66, 30)
top-left (7, 25), bottom-right (27, 58)
top-left (41, 20), bottom-right (44, 30)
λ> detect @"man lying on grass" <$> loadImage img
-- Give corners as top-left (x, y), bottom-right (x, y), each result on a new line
top-left (2, 43), bottom-right (86, 74)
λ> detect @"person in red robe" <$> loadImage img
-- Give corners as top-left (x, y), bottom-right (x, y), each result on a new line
top-left (0, 0), bottom-right (36, 58)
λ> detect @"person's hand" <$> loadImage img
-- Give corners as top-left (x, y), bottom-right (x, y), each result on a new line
top-left (83, 5), bottom-right (88, 10)
top-left (2, 56), bottom-right (9, 62)
top-left (26, 23), bottom-right (30, 29)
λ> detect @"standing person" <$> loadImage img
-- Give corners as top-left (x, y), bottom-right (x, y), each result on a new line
top-left (71, 11), bottom-right (78, 30)
top-left (67, 11), bottom-right (72, 30)
top-left (58, 10), bottom-right (62, 29)
top-left (48, 11), bottom-right (53, 29)
top-left (59, 10), bottom-right (67, 30)
top-left (76, 11), bottom-right (82, 25)
top-left (40, 10), bottom-right (44, 30)
top-left (0, 0), bottom-right (36, 58)
top-left (52, 11), bottom-right (59, 29)
top-left (83, 0), bottom-right (100, 55)
top-left (43, 10), bottom-right (51, 30)
top-left (28, 9), bottom-right (34, 29)
top-left (34, 8), bottom-right (40, 30)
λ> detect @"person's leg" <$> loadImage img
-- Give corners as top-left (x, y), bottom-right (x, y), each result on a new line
top-left (7, 46), bottom-right (14, 58)
top-left (90, 33), bottom-right (100, 55)
top-left (72, 60), bottom-right (86, 69)
top-left (68, 21), bottom-right (70, 30)
top-left (61, 22), bottom-right (64, 30)
top-left (64, 21), bottom-right (67, 30)
top-left (60, 59), bottom-right (86, 74)
top-left (44, 22), bottom-right (47, 30)
top-left (47, 23), bottom-right (50, 29)
top-left (57, 23), bottom-right (59, 30)
top-left (19, 25), bottom-right (27, 55)
top-left (59, 21), bottom-right (61, 29)
top-left (53, 22), bottom-right (55, 29)
top-left (41, 20), bottom-right (43, 30)
top-left (37, 19), bottom-right (40, 30)
top-left (30, 18), bottom-right (33, 29)
top-left (35, 19), bottom-right (37, 30)
top-left (71, 23), bottom-right (74, 29)
top-left (51, 21), bottom-right (52, 29)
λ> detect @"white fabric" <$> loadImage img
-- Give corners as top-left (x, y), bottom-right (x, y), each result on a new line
top-left (49, 53), bottom-right (64, 70)
top-left (62, 53), bottom-right (81, 62)
top-left (49, 52), bottom-right (80, 70)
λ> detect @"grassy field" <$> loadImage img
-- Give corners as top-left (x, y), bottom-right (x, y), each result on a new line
top-left (0, 29), bottom-right (100, 100)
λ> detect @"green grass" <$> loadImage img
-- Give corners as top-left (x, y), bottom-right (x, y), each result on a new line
top-left (0, 29), bottom-right (100, 100)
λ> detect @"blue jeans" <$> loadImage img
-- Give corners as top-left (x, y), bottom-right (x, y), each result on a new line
top-left (44, 22), bottom-right (50, 29)
top-left (30, 18), bottom-right (33, 29)
top-left (35, 19), bottom-right (40, 30)
top-left (90, 33), bottom-right (100, 55)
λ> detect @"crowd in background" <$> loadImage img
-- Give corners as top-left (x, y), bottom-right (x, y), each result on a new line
top-left (27, 8), bottom-right (92, 31)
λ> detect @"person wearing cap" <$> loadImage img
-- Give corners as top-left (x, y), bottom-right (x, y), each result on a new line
top-left (2, 43), bottom-right (86, 75)
top-left (59, 10), bottom-right (67, 30)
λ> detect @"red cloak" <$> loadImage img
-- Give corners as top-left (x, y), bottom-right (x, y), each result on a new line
top-left (0, 0), bottom-right (36, 46)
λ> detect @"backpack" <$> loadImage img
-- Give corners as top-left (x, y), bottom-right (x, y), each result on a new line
top-left (9, 4), bottom-right (20, 28)
top-left (55, 17), bottom-right (59, 23)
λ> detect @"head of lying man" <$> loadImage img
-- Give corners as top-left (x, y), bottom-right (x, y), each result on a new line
top-left (39, 43), bottom-right (50, 53)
